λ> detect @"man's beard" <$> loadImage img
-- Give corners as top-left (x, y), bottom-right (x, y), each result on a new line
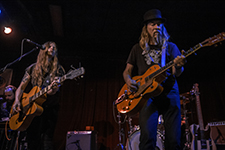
top-left (154, 32), bottom-right (163, 46)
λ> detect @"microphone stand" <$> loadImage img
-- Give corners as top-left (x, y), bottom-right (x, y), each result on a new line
top-left (114, 112), bottom-right (125, 150)
top-left (0, 47), bottom-right (38, 73)
top-left (182, 98), bottom-right (191, 150)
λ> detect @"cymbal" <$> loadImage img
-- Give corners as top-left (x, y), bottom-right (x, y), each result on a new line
top-left (180, 92), bottom-right (192, 99)
top-left (180, 99), bottom-right (190, 105)
top-left (181, 112), bottom-right (192, 118)
top-left (181, 110), bottom-right (192, 115)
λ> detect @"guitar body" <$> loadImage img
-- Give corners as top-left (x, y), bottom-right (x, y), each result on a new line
top-left (190, 124), bottom-right (216, 150)
top-left (9, 86), bottom-right (46, 131)
top-left (117, 64), bottom-right (166, 116)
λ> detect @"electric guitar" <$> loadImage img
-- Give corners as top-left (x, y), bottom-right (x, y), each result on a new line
top-left (9, 67), bottom-right (85, 131)
top-left (190, 83), bottom-right (216, 150)
top-left (116, 32), bottom-right (225, 116)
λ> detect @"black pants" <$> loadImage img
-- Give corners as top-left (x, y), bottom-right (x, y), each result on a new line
top-left (139, 93), bottom-right (181, 150)
top-left (26, 105), bottom-right (59, 150)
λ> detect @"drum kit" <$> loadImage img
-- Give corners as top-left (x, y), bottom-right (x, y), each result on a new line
top-left (125, 115), bottom-right (165, 150)
top-left (115, 91), bottom-right (196, 150)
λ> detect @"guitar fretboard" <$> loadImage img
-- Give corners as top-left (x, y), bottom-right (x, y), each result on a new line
top-left (30, 74), bottom-right (68, 101)
top-left (146, 43), bottom-right (203, 81)
top-left (30, 67), bottom-right (84, 102)
top-left (31, 81), bottom-right (59, 102)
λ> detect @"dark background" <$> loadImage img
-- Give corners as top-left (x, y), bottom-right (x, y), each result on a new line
top-left (1, 0), bottom-right (225, 149)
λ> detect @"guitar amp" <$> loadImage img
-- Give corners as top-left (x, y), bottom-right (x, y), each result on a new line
top-left (65, 131), bottom-right (97, 150)
top-left (208, 121), bottom-right (225, 150)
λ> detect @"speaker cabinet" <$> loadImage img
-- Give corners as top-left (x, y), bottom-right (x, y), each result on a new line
top-left (65, 131), bottom-right (97, 150)
top-left (209, 121), bottom-right (225, 150)
top-left (209, 121), bottom-right (225, 145)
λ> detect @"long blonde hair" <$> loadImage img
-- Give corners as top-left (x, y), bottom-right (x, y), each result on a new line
top-left (139, 25), bottom-right (170, 51)
top-left (31, 41), bottom-right (59, 87)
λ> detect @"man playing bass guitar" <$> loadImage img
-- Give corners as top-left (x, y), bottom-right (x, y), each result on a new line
top-left (122, 9), bottom-right (186, 150)
top-left (11, 41), bottom-right (65, 150)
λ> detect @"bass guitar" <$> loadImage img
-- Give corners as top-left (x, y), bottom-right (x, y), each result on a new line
top-left (9, 67), bottom-right (85, 131)
top-left (190, 83), bottom-right (216, 150)
top-left (116, 32), bottom-right (225, 116)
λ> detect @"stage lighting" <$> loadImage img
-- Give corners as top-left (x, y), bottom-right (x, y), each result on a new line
top-left (3, 26), bottom-right (12, 34)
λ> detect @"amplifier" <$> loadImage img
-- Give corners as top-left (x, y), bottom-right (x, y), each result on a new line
top-left (208, 121), bottom-right (225, 145)
top-left (65, 131), bottom-right (97, 150)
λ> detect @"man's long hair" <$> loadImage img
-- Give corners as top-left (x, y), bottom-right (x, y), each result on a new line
top-left (31, 41), bottom-right (58, 87)
top-left (139, 24), bottom-right (170, 51)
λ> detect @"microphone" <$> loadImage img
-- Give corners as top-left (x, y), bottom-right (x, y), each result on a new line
top-left (155, 33), bottom-right (160, 45)
top-left (74, 140), bottom-right (80, 144)
top-left (154, 31), bottom-right (161, 45)
top-left (25, 39), bottom-right (46, 50)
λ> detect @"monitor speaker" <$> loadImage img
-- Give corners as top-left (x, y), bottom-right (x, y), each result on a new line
top-left (65, 131), bottom-right (97, 150)
top-left (209, 122), bottom-right (225, 145)
top-left (209, 121), bottom-right (225, 150)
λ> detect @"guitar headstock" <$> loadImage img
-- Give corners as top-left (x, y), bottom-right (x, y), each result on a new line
top-left (193, 83), bottom-right (199, 95)
top-left (65, 67), bottom-right (85, 80)
top-left (201, 32), bottom-right (225, 47)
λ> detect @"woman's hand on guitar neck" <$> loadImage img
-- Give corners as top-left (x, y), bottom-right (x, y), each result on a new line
top-left (47, 77), bottom-right (60, 95)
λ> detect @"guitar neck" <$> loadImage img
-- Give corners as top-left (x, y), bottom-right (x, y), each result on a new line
top-left (193, 83), bottom-right (205, 131)
top-left (147, 43), bottom-right (203, 80)
top-left (30, 67), bottom-right (85, 102)
top-left (147, 32), bottom-right (225, 80)
top-left (195, 92), bottom-right (205, 130)
top-left (30, 75), bottom-right (67, 102)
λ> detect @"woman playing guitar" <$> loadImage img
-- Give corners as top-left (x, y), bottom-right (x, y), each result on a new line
top-left (11, 41), bottom-right (65, 150)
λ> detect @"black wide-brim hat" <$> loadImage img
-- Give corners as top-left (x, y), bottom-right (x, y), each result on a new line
top-left (143, 9), bottom-right (166, 24)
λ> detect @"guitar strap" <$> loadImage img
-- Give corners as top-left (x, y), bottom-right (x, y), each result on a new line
top-left (161, 44), bottom-right (166, 67)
